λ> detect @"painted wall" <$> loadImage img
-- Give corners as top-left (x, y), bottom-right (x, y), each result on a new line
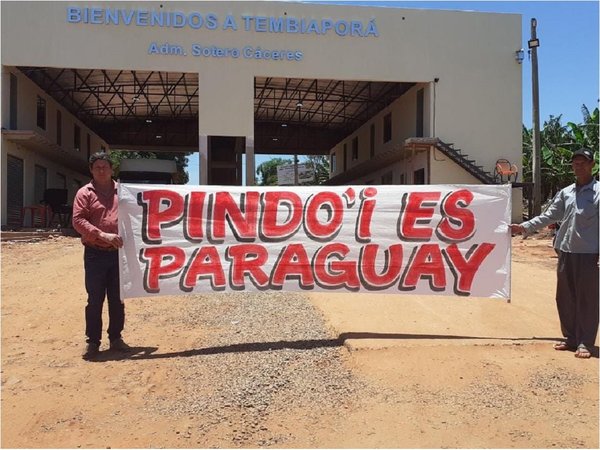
top-left (1, 67), bottom-right (109, 226)
top-left (330, 83), bottom-right (430, 177)
top-left (0, 1), bottom-right (523, 222)
top-left (1, 1), bottom-right (522, 166)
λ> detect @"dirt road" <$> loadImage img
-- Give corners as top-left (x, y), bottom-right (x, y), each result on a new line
top-left (1, 235), bottom-right (598, 448)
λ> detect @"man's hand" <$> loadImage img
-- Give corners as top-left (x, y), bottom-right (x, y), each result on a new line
top-left (99, 232), bottom-right (123, 248)
top-left (509, 224), bottom-right (524, 235)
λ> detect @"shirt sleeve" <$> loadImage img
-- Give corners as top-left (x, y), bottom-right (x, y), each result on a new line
top-left (71, 188), bottom-right (102, 239)
top-left (522, 190), bottom-right (566, 235)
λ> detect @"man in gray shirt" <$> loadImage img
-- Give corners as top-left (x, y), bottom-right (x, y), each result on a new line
top-left (511, 148), bottom-right (598, 359)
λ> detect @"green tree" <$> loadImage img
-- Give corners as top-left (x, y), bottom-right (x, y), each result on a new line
top-left (304, 155), bottom-right (330, 185)
top-left (256, 157), bottom-right (292, 186)
top-left (108, 150), bottom-right (190, 184)
top-left (566, 105), bottom-right (599, 152)
top-left (522, 104), bottom-right (599, 201)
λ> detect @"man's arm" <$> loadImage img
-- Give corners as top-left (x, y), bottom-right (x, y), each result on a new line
top-left (510, 190), bottom-right (566, 235)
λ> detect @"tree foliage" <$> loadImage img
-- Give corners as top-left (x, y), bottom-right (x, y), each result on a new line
top-left (255, 157), bottom-right (292, 186)
top-left (255, 155), bottom-right (331, 186)
top-left (303, 155), bottom-right (330, 185)
top-left (522, 104), bottom-right (599, 201)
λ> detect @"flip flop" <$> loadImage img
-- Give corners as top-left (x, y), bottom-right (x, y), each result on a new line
top-left (575, 346), bottom-right (591, 359)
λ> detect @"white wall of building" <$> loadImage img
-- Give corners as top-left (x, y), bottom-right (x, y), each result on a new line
top-left (1, 1), bottom-right (523, 222)
top-left (1, 1), bottom-right (522, 164)
top-left (1, 67), bottom-right (109, 226)
top-left (330, 83), bottom-right (430, 178)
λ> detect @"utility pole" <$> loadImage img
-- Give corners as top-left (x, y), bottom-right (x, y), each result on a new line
top-left (530, 18), bottom-right (542, 216)
top-left (294, 154), bottom-right (299, 186)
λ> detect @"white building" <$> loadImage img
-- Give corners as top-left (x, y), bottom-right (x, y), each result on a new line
top-left (1, 1), bottom-right (523, 228)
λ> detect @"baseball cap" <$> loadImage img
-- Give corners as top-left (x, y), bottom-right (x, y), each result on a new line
top-left (571, 148), bottom-right (594, 161)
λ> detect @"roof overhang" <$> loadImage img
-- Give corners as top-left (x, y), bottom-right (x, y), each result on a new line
top-left (16, 67), bottom-right (415, 156)
top-left (2, 129), bottom-right (89, 174)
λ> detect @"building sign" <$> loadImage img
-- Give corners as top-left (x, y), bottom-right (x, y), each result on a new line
top-left (276, 163), bottom-right (315, 185)
top-left (66, 6), bottom-right (380, 61)
top-left (66, 7), bottom-right (380, 37)
top-left (118, 184), bottom-right (511, 300)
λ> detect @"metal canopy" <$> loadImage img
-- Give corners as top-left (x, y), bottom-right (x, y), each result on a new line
top-left (18, 67), bottom-right (199, 149)
top-left (254, 77), bottom-right (414, 154)
top-left (18, 67), bottom-right (414, 155)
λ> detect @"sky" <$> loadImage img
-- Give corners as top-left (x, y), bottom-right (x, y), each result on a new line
top-left (186, 0), bottom-right (599, 185)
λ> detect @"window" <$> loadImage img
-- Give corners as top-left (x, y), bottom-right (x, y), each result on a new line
top-left (352, 136), bottom-right (359, 160)
top-left (370, 123), bottom-right (375, 158)
top-left (383, 113), bottom-right (392, 143)
top-left (343, 144), bottom-right (348, 172)
top-left (86, 133), bottom-right (91, 160)
top-left (400, 173), bottom-right (405, 184)
top-left (416, 88), bottom-right (424, 137)
top-left (10, 73), bottom-right (17, 129)
top-left (414, 168), bottom-right (426, 185)
top-left (36, 96), bottom-right (46, 130)
top-left (330, 153), bottom-right (336, 174)
top-left (56, 173), bottom-right (66, 189)
top-left (56, 110), bottom-right (62, 146)
top-left (34, 165), bottom-right (47, 203)
top-left (6, 155), bottom-right (24, 227)
top-left (100, 145), bottom-right (106, 153)
top-left (72, 179), bottom-right (82, 202)
top-left (381, 171), bottom-right (393, 185)
top-left (74, 124), bottom-right (81, 151)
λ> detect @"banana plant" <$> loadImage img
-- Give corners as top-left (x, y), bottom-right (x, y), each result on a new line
top-left (522, 104), bottom-right (599, 201)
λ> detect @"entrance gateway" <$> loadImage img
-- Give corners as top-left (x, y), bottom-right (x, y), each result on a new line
top-left (1, 2), bottom-right (523, 227)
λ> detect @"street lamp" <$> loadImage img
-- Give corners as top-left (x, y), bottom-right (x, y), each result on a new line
top-left (515, 48), bottom-right (525, 64)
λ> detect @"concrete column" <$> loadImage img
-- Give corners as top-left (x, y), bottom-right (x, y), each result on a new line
top-left (245, 136), bottom-right (255, 186)
top-left (199, 134), bottom-right (208, 185)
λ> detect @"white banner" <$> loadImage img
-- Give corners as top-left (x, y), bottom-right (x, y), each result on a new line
top-left (118, 184), bottom-right (511, 299)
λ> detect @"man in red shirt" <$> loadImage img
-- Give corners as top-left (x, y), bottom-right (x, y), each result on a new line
top-left (72, 152), bottom-right (130, 360)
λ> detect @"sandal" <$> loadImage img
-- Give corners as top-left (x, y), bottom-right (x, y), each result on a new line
top-left (575, 345), bottom-right (591, 359)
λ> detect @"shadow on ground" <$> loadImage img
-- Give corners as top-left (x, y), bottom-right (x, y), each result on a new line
top-left (94, 333), bottom-right (599, 361)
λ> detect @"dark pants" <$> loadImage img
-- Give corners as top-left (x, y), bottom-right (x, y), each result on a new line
top-left (84, 247), bottom-right (125, 345)
top-left (556, 252), bottom-right (599, 348)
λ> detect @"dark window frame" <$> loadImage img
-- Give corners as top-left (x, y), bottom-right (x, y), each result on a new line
top-left (369, 123), bottom-right (375, 158)
top-left (74, 124), bottom-right (81, 152)
top-left (34, 164), bottom-right (47, 203)
top-left (86, 133), bottom-right (91, 160)
top-left (416, 88), bottom-right (424, 138)
top-left (36, 95), bottom-right (46, 130)
top-left (343, 144), bottom-right (348, 172)
top-left (383, 113), bottom-right (392, 143)
top-left (352, 136), bottom-right (359, 161)
top-left (56, 172), bottom-right (67, 189)
top-left (414, 168), bottom-right (426, 185)
top-left (10, 73), bottom-right (17, 129)
top-left (381, 171), bottom-right (393, 185)
top-left (56, 110), bottom-right (62, 146)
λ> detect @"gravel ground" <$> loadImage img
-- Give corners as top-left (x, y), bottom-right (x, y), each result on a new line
top-left (147, 291), bottom-right (371, 447)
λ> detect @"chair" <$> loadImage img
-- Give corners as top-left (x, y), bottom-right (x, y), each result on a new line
top-left (494, 159), bottom-right (519, 183)
top-left (42, 189), bottom-right (72, 228)
top-left (20, 205), bottom-right (48, 228)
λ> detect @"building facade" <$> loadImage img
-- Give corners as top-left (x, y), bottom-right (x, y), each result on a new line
top-left (1, 1), bottom-right (523, 227)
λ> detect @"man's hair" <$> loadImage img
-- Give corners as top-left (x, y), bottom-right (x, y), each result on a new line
top-left (89, 152), bottom-right (112, 167)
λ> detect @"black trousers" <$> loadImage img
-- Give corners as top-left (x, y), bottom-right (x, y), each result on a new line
top-left (556, 252), bottom-right (599, 348)
top-left (84, 247), bottom-right (125, 345)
